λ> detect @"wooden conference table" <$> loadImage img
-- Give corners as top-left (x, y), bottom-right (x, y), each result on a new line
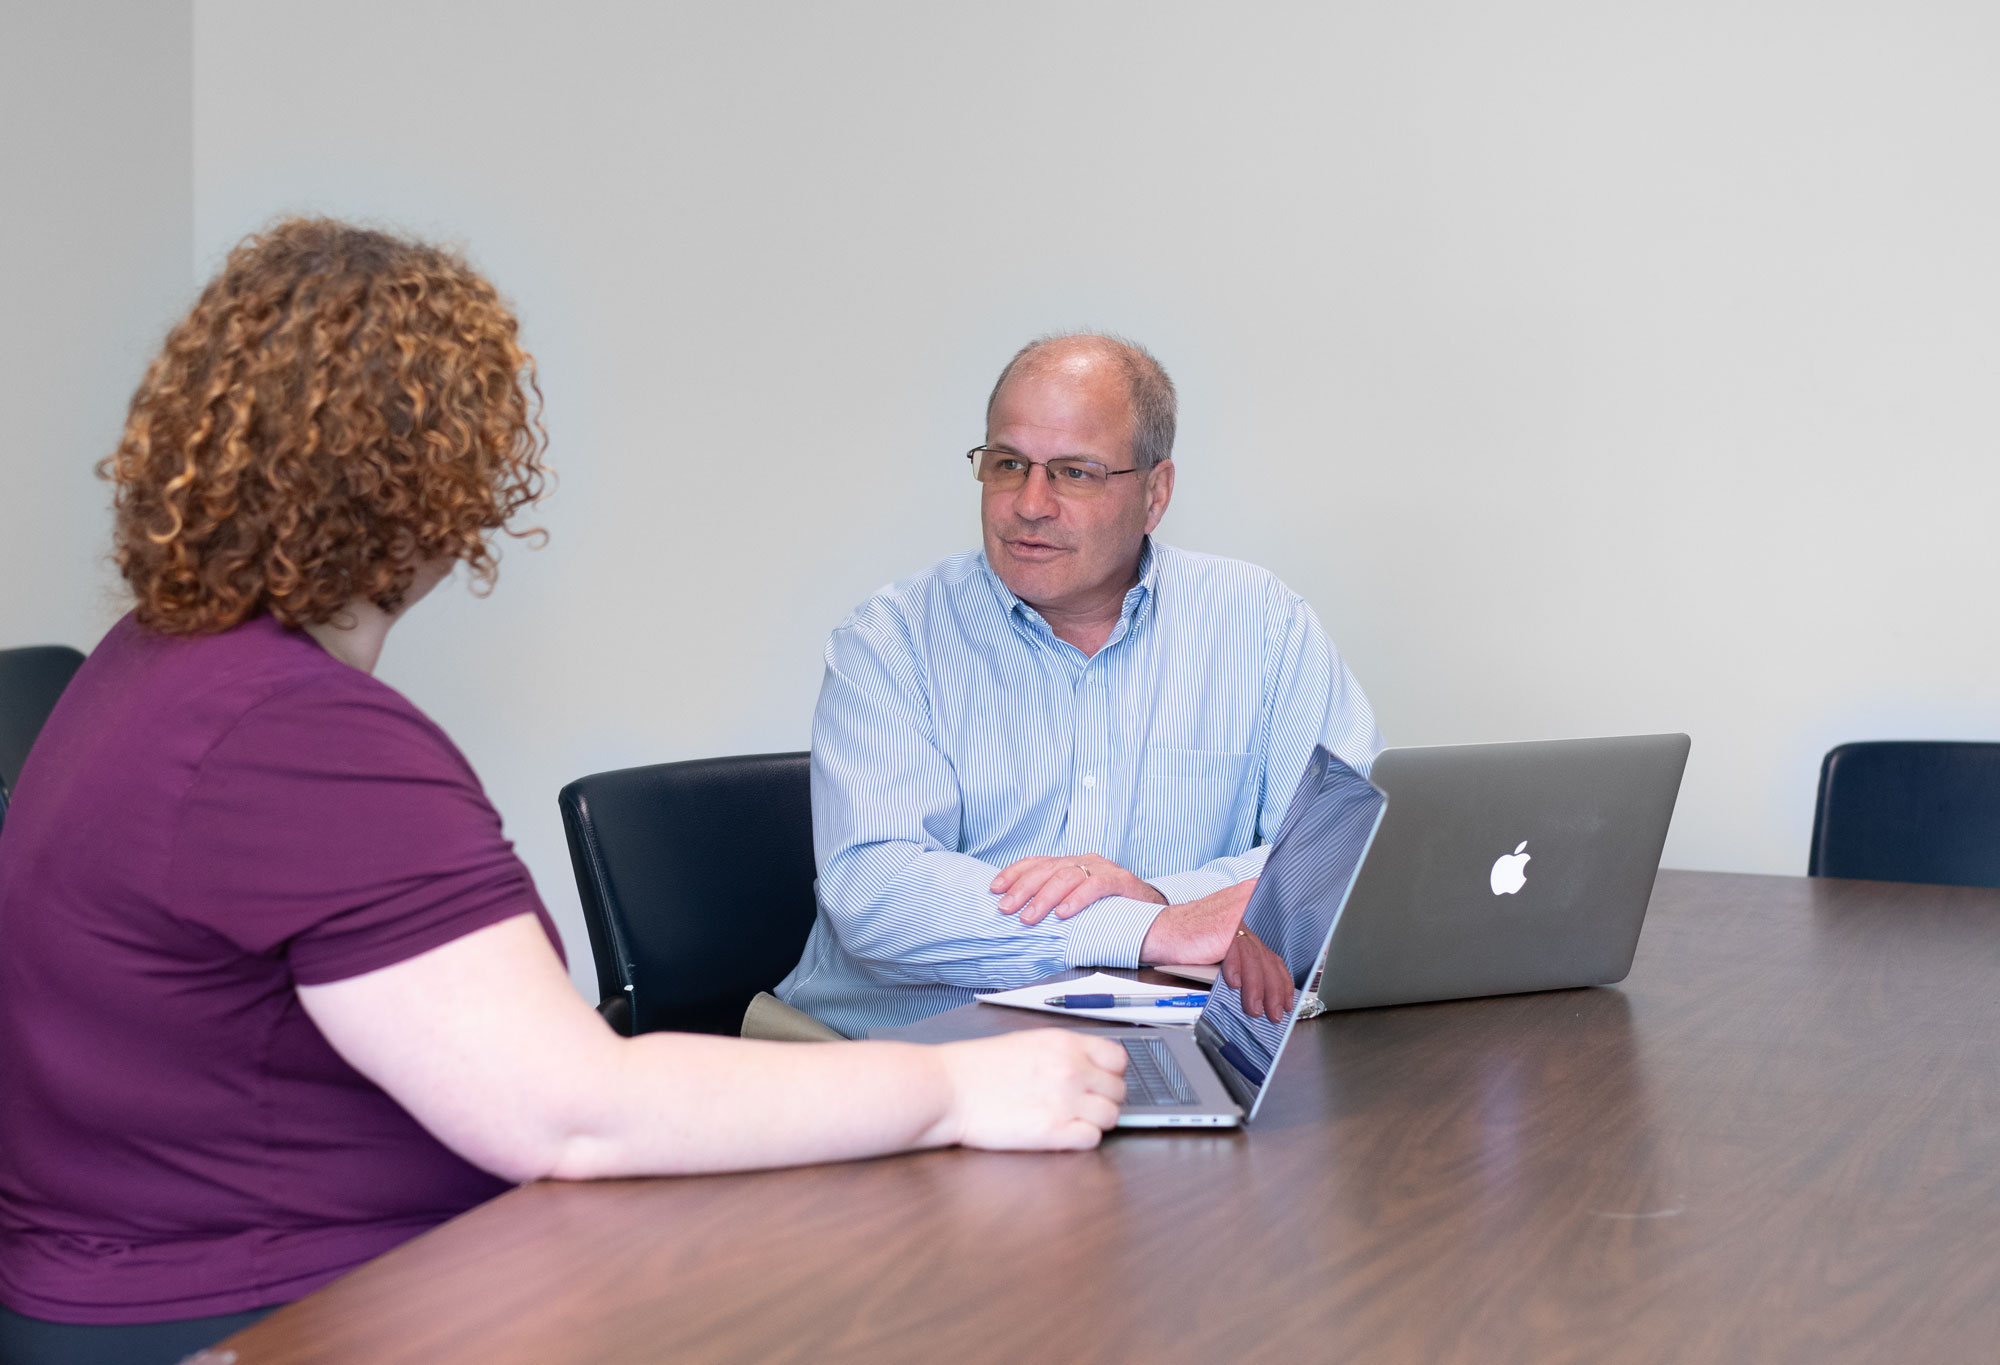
top-left (217, 871), bottom-right (2000, 1364)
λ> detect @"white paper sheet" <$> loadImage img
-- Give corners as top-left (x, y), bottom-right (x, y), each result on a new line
top-left (975, 972), bottom-right (1206, 1027)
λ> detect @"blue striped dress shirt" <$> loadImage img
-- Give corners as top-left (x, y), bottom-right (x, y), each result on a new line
top-left (776, 538), bottom-right (1383, 1037)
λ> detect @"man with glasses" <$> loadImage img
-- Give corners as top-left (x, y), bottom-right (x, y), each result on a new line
top-left (769, 334), bottom-right (1382, 1038)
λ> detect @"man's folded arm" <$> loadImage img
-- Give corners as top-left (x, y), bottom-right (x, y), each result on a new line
top-left (1144, 847), bottom-right (1273, 909)
top-left (811, 631), bottom-right (1164, 990)
top-left (819, 842), bottom-right (1168, 989)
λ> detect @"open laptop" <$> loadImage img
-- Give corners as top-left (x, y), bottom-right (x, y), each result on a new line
top-left (1103, 732), bottom-right (1688, 1127)
top-left (1095, 744), bottom-right (1387, 1127)
top-left (1311, 734), bottom-right (1689, 1012)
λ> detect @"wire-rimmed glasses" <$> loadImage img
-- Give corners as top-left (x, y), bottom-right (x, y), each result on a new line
top-left (966, 446), bottom-right (1144, 499)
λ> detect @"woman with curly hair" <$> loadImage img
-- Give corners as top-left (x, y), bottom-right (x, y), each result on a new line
top-left (0, 219), bottom-right (1124, 1364)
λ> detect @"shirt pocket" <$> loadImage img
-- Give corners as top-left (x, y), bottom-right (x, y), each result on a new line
top-left (1127, 746), bottom-right (1256, 876)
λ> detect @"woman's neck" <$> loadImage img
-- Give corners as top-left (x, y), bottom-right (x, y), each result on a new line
top-left (302, 557), bottom-right (455, 673)
top-left (304, 599), bottom-right (397, 674)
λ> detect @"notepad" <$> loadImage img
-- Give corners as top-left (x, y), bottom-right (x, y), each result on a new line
top-left (975, 972), bottom-right (1201, 1026)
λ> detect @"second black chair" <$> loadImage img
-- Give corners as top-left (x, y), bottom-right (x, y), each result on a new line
top-left (1808, 740), bottom-right (2000, 890)
top-left (0, 645), bottom-right (87, 832)
top-left (558, 752), bottom-right (819, 1036)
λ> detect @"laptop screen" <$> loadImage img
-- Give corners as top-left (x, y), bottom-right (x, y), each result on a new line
top-left (1194, 746), bottom-right (1386, 1119)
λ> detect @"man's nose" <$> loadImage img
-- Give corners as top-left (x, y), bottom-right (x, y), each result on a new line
top-left (1013, 464), bottom-right (1059, 520)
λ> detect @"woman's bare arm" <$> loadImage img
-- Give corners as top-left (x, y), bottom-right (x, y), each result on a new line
top-left (298, 914), bottom-right (1126, 1181)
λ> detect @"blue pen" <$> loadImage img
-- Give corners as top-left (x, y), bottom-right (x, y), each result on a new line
top-left (1041, 993), bottom-right (1209, 1009)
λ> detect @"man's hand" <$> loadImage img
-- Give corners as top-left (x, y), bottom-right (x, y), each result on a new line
top-left (992, 854), bottom-right (1167, 926)
top-left (1138, 878), bottom-right (1258, 966)
top-left (929, 1030), bottom-right (1129, 1150)
top-left (1137, 880), bottom-right (1288, 1022)
top-left (1221, 928), bottom-right (1293, 1024)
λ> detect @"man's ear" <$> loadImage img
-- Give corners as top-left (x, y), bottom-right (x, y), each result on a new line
top-left (1142, 459), bottom-right (1175, 533)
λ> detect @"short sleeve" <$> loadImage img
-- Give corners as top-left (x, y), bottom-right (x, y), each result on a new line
top-left (168, 673), bottom-right (548, 985)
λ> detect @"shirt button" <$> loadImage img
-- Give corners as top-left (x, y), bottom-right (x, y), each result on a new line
top-left (1081, 774), bottom-right (1096, 789)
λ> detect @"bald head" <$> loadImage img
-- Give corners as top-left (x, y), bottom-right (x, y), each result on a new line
top-left (985, 333), bottom-right (1177, 470)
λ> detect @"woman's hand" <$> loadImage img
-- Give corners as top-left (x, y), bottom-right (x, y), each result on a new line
top-left (928, 1030), bottom-right (1129, 1150)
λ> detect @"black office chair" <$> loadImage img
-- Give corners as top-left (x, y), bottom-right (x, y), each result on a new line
top-left (1808, 740), bottom-right (2000, 890)
top-left (0, 645), bottom-right (87, 832)
top-left (558, 751), bottom-right (819, 1036)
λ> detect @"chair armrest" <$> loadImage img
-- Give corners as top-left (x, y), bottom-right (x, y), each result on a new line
top-left (597, 992), bottom-right (634, 1036)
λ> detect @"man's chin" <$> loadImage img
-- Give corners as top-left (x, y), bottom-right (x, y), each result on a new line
top-left (992, 560), bottom-right (1074, 607)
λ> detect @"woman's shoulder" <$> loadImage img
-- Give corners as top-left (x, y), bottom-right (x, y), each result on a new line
top-left (91, 610), bottom-right (380, 710)
top-left (218, 642), bottom-right (473, 786)
top-left (88, 613), bottom-right (473, 791)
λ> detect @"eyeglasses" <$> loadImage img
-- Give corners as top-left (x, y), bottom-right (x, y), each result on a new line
top-left (967, 446), bottom-right (1144, 499)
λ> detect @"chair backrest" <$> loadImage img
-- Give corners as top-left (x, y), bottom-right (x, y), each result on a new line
top-left (1808, 740), bottom-right (2000, 889)
top-left (558, 752), bottom-right (817, 1036)
top-left (0, 645), bottom-right (87, 830)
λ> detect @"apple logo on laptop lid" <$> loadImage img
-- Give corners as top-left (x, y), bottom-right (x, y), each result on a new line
top-left (1490, 841), bottom-right (1531, 895)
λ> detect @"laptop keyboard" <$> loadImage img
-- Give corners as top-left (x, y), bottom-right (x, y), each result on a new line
top-left (1120, 1036), bottom-right (1197, 1108)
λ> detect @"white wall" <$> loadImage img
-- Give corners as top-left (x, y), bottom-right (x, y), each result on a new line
top-left (2, 1), bottom-right (193, 650)
top-left (14, 0), bottom-right (1993, 996)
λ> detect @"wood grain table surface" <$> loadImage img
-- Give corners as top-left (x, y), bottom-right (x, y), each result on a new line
top-left (215, 870), bottom-right (2000, 1364)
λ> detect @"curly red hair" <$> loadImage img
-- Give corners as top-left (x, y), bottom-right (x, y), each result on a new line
top-left (100, 218), bottom-right (548, 635)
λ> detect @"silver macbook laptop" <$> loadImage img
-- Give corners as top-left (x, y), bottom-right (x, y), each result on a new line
top-left (1108, 732), bottom-right (1688, 1127)
top-left (1101, 744), bottom-right (1386, 1127)
top-left (1313, 733), bottom-right (1689, 1011)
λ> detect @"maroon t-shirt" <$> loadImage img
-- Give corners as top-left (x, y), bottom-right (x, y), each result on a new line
top-left (0, 613), bottom-right (563, 1324)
